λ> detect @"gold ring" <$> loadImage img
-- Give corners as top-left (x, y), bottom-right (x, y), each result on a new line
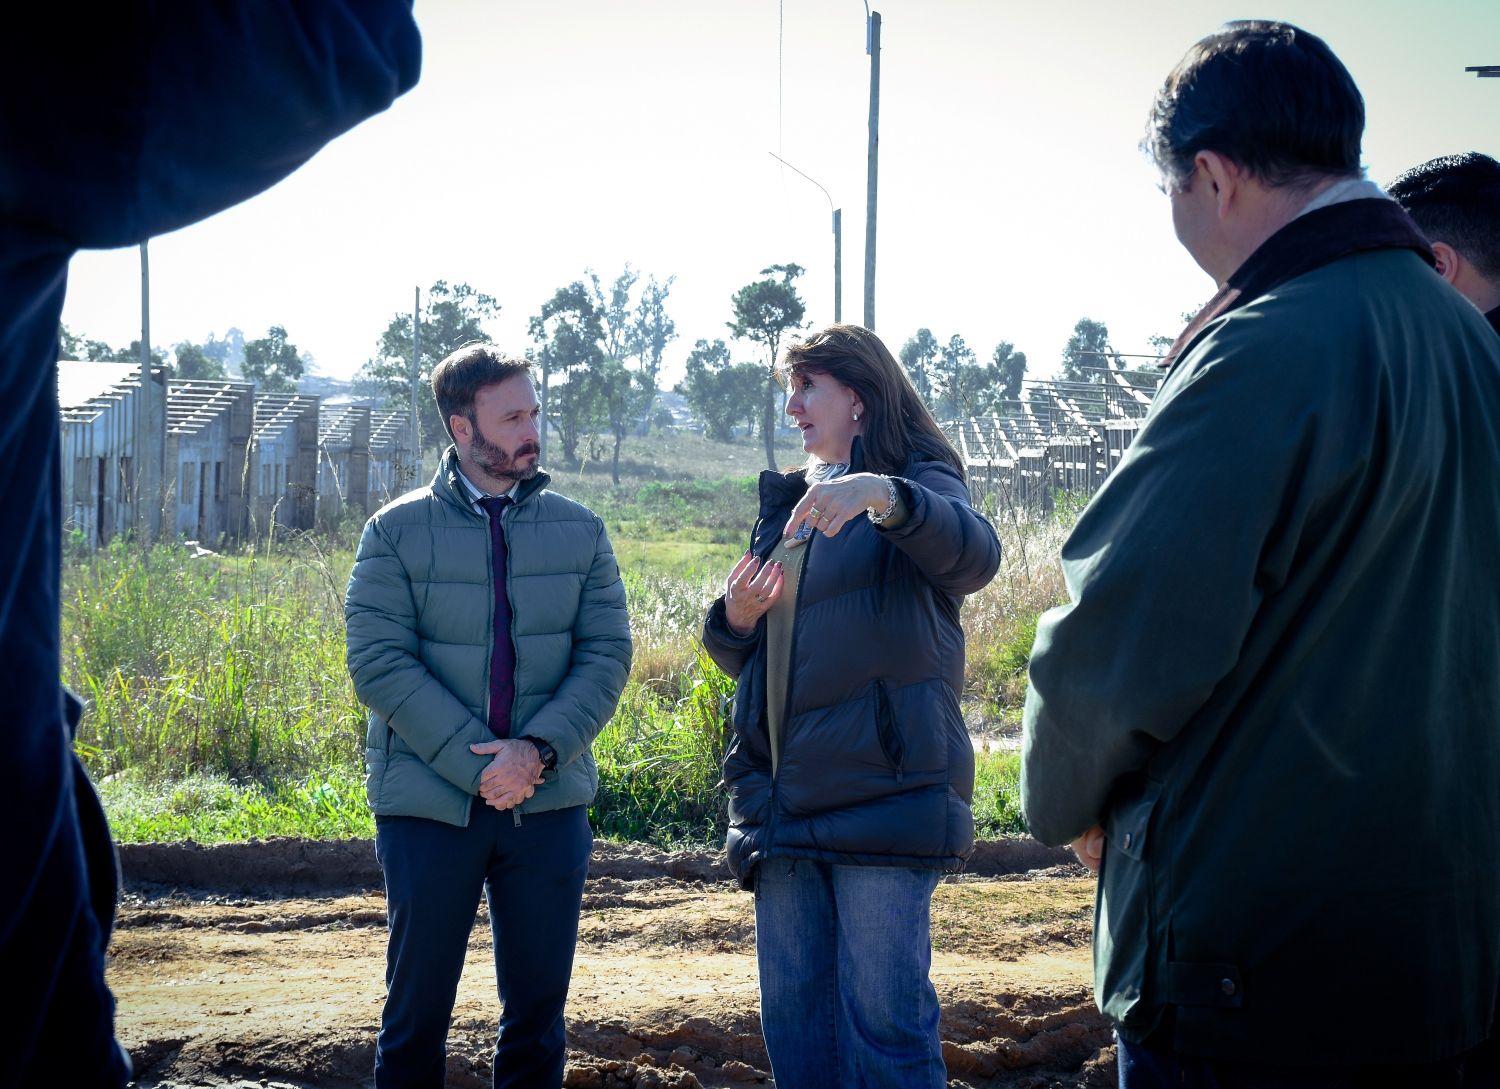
top-left (809, 506), bottom-right (823, 521)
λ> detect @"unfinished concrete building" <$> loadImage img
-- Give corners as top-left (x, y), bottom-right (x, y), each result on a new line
top-left (316, 402), bottom-right (371, 526)
top-left (250, 392), bottom-right (319, 532)
top-left (58, 360), bottom-right (167, 545)
top-left (165, 379), bottom-right (254, 543)
top-left (944, 374), bottom-right (1157, 514)
top-left (368, 408), bottom-right (417, 510)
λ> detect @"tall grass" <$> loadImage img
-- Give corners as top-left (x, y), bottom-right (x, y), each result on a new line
top-left (65, 537), bottom-right (360, 780)
top-left (961, 508), bottom-right (1073, 716)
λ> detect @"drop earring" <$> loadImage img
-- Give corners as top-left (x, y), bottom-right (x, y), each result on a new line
top-left (852, 411), bottom-right (860, 421)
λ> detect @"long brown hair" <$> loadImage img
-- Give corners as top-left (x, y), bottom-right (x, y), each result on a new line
top-left (780, 324), bottom-right (965, 479)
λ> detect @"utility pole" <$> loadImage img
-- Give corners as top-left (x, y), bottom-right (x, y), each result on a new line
top-left (864, 7), bottom-right (881, 331)
top-left (768, 151), bottom-right (842, 322)
top-left (410, 286), bottom-right (421, 484)
top-left (137, 240), bottom-right (156, 542)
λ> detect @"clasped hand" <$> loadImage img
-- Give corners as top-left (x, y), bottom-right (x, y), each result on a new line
top-left (470, 738), bottom-right (545, 810)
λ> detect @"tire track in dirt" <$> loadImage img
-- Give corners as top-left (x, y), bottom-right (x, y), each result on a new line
top-left (111, 838), bottom-right (1114, 1088)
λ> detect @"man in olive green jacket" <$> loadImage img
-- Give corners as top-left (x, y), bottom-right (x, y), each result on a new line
top-left (1022, 22), bottom-right (1500, 1086)
top-left (346, 346), bottom-right (630, 1088)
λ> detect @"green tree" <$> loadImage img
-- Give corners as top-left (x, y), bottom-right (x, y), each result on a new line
top-left (529, 281), bottom-right (605, 464)
top-left (677, 338), bottom-right (742, 442)
top-left (992, 341), bottom-right (1027, 402)
top-left (58, 323), bottom-right (83, 361)
top-left (899, 328), bottom-right (940, 404)
top-left (588, 266), bottom-right (638, 361)
top-left (241, 325), bottom-right (304, 393)
top-left (359, 281), bottom-right (501, 452)
top-left (935, 334), bottom-right (978, 418)
top-left (629, 273), bottom-right (677, 424)
top-left (173, 341), bottom-right (227, 380)
top-left (583, 356), bottom-right (648, 484)
top-left (1062, 318), bottom-right (1111, 383)
top-left (203, 328), bottom-right (245, 373)
top-left (589, 266), bottom-right (678, 437)
top-left (728, 263), bottom-right (806, 469)
top-left (730, 362), bottom-right (766, 439)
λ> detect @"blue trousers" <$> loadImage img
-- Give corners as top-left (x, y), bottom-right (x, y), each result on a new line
top-left (754, 859), bottom-right (947, 1089)
top-left (374, 801), bottom-right (591, 1089)
top-left (1119, 1028), bottom-right (1500, 1089)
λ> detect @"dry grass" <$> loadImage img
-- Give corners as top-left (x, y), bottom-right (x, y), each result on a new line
top-left (962, 510), bottom-right (1073, 714)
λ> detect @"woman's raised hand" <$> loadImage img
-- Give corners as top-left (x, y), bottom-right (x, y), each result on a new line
top-left (782, 473), bottom-right (891, 547)
top-left (723, 549), bottom-right (783, 636)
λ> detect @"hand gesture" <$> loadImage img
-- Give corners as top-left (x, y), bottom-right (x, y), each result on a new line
top-left (782, 473), bottom-right (892, 548)
top-left (723, 549), bottom-right (783, 636)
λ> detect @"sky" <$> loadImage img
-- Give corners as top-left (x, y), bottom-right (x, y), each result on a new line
top-left (60, 0), bottom-right (1499, 386)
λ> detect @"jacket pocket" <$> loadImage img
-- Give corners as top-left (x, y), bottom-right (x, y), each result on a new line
top-left (1096, 780), bottom-right (1164, 1035)
top-left (875, 680), bottom-right (905, 782)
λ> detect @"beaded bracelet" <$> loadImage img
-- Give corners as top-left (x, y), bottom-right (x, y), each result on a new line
top-left (867, 475), bottom-right (899, 525)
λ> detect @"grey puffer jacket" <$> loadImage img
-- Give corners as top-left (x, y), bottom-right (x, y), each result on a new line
top-left (345, 450), bottom-right (632, 826)
top-left (703, 443), bottom-right (1000, 887)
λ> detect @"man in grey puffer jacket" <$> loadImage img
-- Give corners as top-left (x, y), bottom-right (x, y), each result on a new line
top-left (346, 345), bottom-right (631, 1089)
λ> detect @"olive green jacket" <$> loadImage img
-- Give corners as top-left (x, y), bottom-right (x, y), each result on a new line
top-left (345, 451), bottom-right (631, 826)
top-left (1022, 249), bottom-right (1500, 1064)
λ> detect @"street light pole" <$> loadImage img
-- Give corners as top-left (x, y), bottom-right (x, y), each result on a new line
top-left (864, 6), bottom-right (881, 331)
top-left (410, 285), bottom-right (421, 484)
top-left (768, 151), bottom-right (841, 322)
top-left (138, 239), bottom-right (157, 542)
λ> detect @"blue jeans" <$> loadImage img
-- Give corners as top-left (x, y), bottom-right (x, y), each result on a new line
top-left (1118, 1029), bottom-right (1500, 1089)
top-left (754, 859), bottom-right (946, 1089)
top-left (374, 801), bottom-right (592, 1089)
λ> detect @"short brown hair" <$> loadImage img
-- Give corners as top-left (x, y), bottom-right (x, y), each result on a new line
top-left (430, 344), bottom-right (533, 442)
top-left (780, 324), bottom-right (964, 479)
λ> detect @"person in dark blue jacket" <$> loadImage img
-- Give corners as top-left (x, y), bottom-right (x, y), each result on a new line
top-left (702, 324), bottom-right (1000, 1089)
top-left (0, 8), bottom-right (420, 1085)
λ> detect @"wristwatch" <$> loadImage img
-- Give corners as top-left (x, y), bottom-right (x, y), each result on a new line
top-left (523, 736), bottom-right (558, 772)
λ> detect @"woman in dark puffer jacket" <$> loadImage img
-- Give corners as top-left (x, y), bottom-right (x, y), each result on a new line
top-left (702, 324), bottom-right (1001, 1089)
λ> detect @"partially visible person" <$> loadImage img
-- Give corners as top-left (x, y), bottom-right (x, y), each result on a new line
top-left (0, 8), bottom-right (420, 1086)
top-left (346, 346), bottom-right (631, 1089)
top-left (702, 324), bottom-right (1000, 1089)
top-left (1387, 151), bottom-right (1500, 335)
top-left (1021, 20), bottom-right (1500, 1089)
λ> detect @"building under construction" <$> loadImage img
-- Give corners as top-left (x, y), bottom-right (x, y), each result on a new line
top-left (944, 368), bottom-right (1158, 514)
top-left (165, 378), bottom-right (255, 542)
top-left (59, 361), bottom-right (168, 546)
top-left (57, 361), bottom-right (413, 549)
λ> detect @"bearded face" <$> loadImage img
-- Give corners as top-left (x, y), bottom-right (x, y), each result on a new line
top-left (468, 416), bottom-right (539, 483)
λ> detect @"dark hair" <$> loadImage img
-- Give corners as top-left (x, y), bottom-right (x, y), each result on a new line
top-left (780, 324), bottom-right (965, 480)
top-left (430, 344), bottom-right (533, 443)
top-left (1144, 21), bottom-right (1364, 193)
top-left (1387, 153), bottom-right (1500, 280)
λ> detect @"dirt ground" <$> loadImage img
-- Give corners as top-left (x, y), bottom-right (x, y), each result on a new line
top-left (111, 838), bottom-right (1115, 1089)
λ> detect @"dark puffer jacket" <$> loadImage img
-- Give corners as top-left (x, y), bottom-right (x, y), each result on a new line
top-left (703, 443), bottom-right (1000, 888)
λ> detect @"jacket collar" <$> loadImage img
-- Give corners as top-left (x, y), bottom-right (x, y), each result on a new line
top-left (1487, 306), bottom-right (1500, 339)
top-left (432, 445), bottom-right (551, 515)
top-left (1160, 198), bottom-right (1435, 370)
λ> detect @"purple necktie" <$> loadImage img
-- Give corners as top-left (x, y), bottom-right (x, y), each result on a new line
top-left (477, 495), bottom-right (515, 737)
